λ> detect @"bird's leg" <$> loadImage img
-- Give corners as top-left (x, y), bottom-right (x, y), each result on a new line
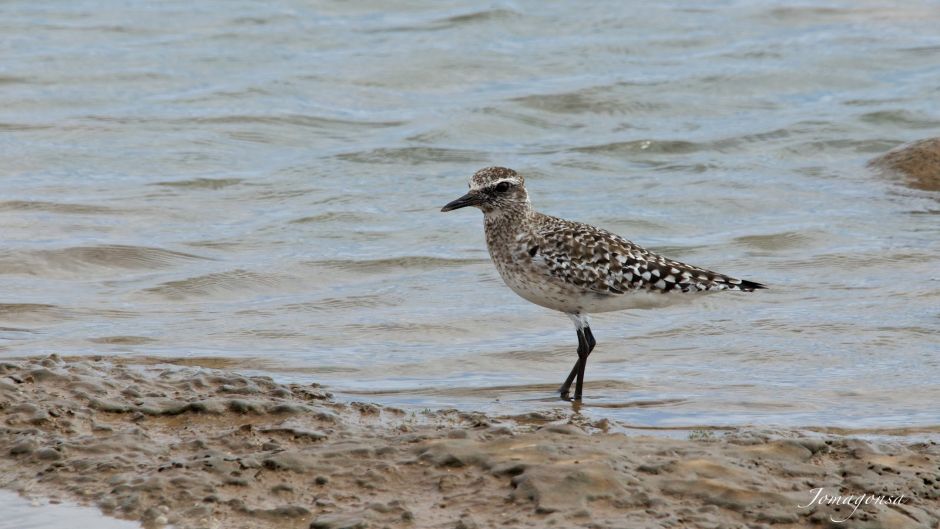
top-left (559, 327), bottom-right (596, 396)
top-left (559, 361), bottom-right (579, 399)
top-left (573, 328), bottom-right (588, 400)
top-left (572, 325), bottom-right (598, 399)
top-left (584, 326), bottom-right (596, 353)
top-left (560, 314), bottom-right (595, 400)
top-left (559, 330), bottom-right (587, 399)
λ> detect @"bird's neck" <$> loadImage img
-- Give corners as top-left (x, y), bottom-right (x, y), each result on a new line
top-left (483, 205), bottom-right (535, 246)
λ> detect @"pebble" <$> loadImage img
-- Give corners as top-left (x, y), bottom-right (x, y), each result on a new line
top-left (309, 514), bottom-right (366, 529)
top-left (35, 447), bottom-right (62, 461)
top-left (9, 439), bottom-right (37, 455)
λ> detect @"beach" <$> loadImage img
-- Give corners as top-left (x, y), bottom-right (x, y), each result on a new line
top-left (1, 356), bottom-right (937, 529)
top-left (3, 1), bottom-right (940, 527)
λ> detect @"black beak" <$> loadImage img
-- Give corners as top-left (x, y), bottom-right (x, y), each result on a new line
top-left (441, 191), bottom-right (483, 212)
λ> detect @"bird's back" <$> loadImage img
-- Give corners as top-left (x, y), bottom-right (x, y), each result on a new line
top-left (485, 210), bottom-right (763, 313)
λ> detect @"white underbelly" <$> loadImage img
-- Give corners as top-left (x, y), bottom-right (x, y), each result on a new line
top-left (497, 266), bottom-right (693, 314)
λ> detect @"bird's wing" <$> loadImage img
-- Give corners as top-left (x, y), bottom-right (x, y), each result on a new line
top-left (530, 216), bottom-right (763, 295)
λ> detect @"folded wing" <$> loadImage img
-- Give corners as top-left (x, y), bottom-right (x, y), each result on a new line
top-left (530, 216), bottom-right (765, 296)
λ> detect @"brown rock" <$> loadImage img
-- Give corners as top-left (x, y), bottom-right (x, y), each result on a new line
top-left (868, 137), bottom-right (940, 190)
top-left (309, 514), bottom-right (366, 529)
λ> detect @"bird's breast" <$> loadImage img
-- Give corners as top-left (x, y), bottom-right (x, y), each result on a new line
top-left (484, 228), bottom-right (583, 312)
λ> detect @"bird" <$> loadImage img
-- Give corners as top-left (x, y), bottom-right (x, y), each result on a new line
top-left (441, 166), bottom-right (765, 401)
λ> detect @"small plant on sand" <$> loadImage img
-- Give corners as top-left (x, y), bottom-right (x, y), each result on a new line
top-left (688, 429), bottom-right (717, 441)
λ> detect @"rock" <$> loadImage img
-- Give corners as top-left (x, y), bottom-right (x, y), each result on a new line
top-left (309, 514), bottom-right (366, 529)
top-left (455, 516), bottom-right (479, 529)
top-left (510, 464), bottom-right (630, 513)
top-left (254, 505), bottom-right (311, 518)
top-left (35, 447), bottom-right (62, 461)
top-left (418, 440), bottom-right (489, 468)
top-left (9, 439), bottom-right (37, 455)
top-left (29, 368), bottom-right (67, 382)
top-left (868, 137), bottom-right (940, 191)
top-left (260, 426), bottom-right (327, 442)
top-left (540, 423), bottom-right (586, 436)
top-left (262, 451), bottom-right (314, 472)
top-left (9, 403), bottom-right (40, 414)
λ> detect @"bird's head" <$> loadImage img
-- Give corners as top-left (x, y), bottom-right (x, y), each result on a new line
top-left (441, 166), bottom-right (530, 215)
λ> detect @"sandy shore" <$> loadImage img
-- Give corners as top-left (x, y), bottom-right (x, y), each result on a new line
top-left (1, 356), bottom-right (937, 529)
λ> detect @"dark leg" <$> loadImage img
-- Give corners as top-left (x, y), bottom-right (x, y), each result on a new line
top-left (584, 326), bottom-right (596, 352)
top-left (574, 331), bottom-right (587, 400)
top-left (573, 326), bottom-right (597, 399)
top-left (559, 324), bottom-right (596, 400)
top-left (559, 330), bottom-right (586, 398)
top-left (559, 362), bottom-right (578, 399)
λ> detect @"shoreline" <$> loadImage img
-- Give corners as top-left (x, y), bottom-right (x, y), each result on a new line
top-left (1, 355), bottom-right (938, 528)
top-left (13, 354), bottom-right (940, 441)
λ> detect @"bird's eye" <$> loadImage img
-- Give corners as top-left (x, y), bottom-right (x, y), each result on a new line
top-left (495, 182), bottom-right (511, 193)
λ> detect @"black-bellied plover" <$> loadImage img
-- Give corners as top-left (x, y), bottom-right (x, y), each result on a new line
top-left (442, 167), bottom-right (765, 401)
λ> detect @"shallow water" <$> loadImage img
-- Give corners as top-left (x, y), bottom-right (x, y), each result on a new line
top-left (1, 0), bottom-right (939, 434)
top-left (0, 490), bottom-right (141, 529)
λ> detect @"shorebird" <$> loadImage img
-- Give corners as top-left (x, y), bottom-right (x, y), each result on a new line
top-left (441, 167), bottom-right (765, 401)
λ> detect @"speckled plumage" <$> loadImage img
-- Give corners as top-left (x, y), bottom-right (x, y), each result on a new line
top-left (486, 209), bottom-right (763, 313)
top-left (442, 166), bottom-right (765, 400)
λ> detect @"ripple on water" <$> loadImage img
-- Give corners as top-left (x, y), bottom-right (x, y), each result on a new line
top-left (152, 177), bottom-right (243, 189)
top-left (571, 139), bottom-right (704, 156)
top-left (88, 336), bottom-right (158, 345)
top-left (0, 304), bottom-right (65, 323)
top-left (0, 245), bottom-right (209, 277)
top-left (283, 294), bottom-right (402, 312)
top-left (0, 122), bottom-right (52, 131)
top-left (336, 146), bottom-right (486, 165)
top-left (0, 200), bottom-right (118, 214)
top-left (0, 304), bottom-right (137, 325)
top-left (859, 110), bottom-right (940, 129)
top-left (766, 251), bottom-right (937, 272)
top-left (142, 269), bottom-right (293, 300)
top-left (304, 256), bottom-right (490, 273)
top-left (345, 379), bottom-right (640, 400)
top-left (784, 138), bottom-right (899, 156)
top-left (511, 89), bottom-right (668, 115)
top-left (732, 231), bottom-right (815, 251)
top-left (189, 114), bottom-right (405, 129)
top-left (53, 245), bottom-right (208, 269)
top-left (374, 8), bottom-right (520, 33)
top-left (289, 212), bottom-right (372, 224)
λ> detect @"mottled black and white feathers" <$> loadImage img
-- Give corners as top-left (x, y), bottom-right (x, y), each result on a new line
top-left (528, 213), bottom-right (764, 296)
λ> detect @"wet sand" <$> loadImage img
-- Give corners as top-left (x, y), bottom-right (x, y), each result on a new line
top-left (1, 356), bottom-right (938, 529)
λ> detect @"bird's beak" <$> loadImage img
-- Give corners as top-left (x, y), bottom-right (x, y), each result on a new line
top-left (441, 191), bottom-right (483, 212)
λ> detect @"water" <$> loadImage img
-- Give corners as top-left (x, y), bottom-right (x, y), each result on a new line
top-left (0, 490), bottom-right (141, 529)
top-left (2, 0), bottom-right (939, 434)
